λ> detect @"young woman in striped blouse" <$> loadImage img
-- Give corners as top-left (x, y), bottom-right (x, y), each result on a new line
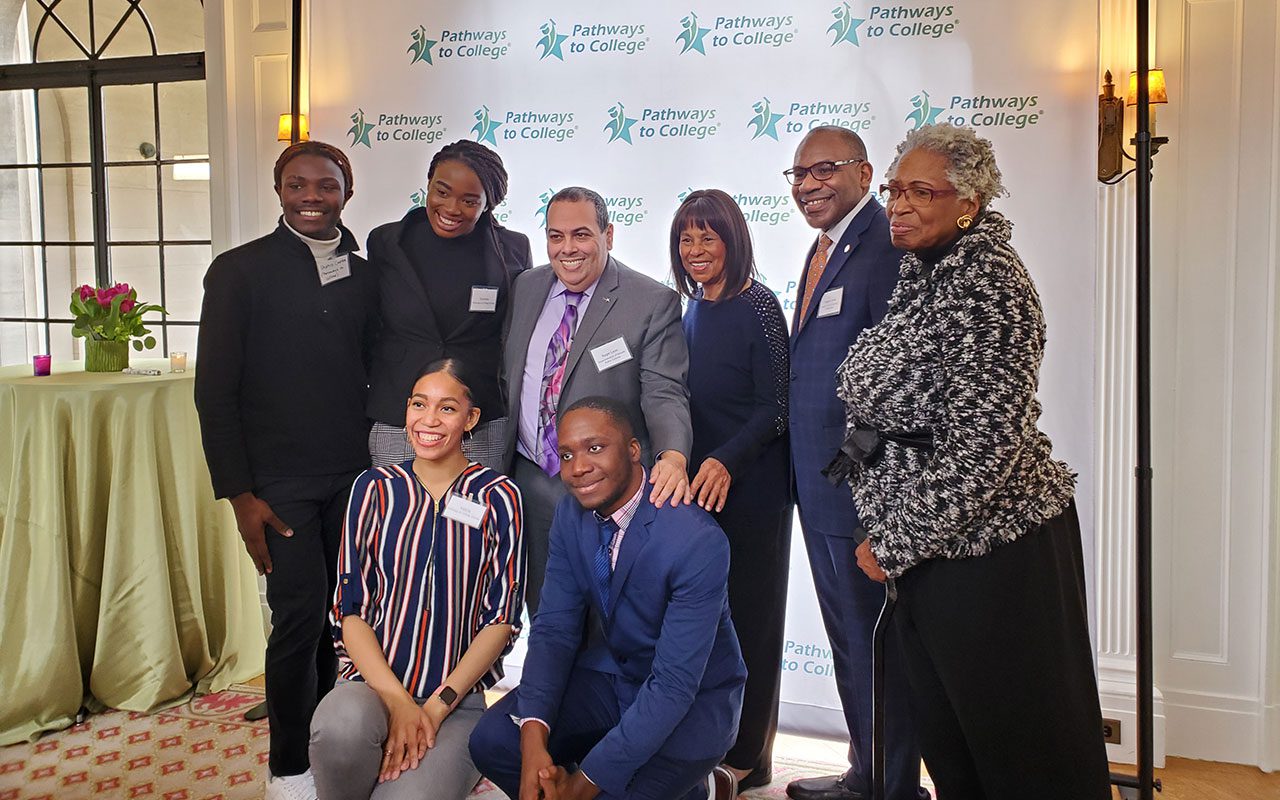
top-left (309, 358), bottom-right (525, 800)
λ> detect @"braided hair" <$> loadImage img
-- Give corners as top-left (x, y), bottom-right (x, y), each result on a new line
top-left (427, 140), bottom-right (510, 216)
top-left (274, 140), bottom-right (355, 199)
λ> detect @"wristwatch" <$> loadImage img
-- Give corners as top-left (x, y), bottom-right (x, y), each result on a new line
top-left (436, 686), bottom-right (458, 706)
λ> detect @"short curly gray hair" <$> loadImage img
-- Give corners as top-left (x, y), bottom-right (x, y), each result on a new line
top-left (884, 124), bottom-right (1006, 210)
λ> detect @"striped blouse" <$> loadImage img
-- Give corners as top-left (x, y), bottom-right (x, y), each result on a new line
top-left (332, 461), bottom-right (526, 698)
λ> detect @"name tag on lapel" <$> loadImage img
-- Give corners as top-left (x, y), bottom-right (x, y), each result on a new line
top-left (816, 287), bottom-right (843, 318)
top-left (469, 286), bottom-right (499, 313)
top-left (316, 253), bottom-right (351, 286)
top-left (590, 336), bottom-right (633, 372)
top-left (442, 492), bottom-right (487, 528)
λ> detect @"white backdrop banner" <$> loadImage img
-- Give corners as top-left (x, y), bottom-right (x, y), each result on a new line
top-left (310, 0), bottom-right (1098, 739)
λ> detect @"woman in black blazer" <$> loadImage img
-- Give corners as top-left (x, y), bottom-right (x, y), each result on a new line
top-left (366, 140), bottom-right (533, 470)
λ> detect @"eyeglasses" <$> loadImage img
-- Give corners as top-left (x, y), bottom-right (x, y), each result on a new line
top-left (878, 183), bottom-right (960, 207)
top-left (782, 159), bottom-right (864, 186)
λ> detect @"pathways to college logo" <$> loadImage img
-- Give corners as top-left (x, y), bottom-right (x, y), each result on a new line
top-left (471, 105), bottom-right (577, 144)
top-left (537, 17), bottom-right (647, 59)
top-left (606, 101), bottom-right (718, 143)
top-left (408, 23), bottom-right (509, 64)
top-left (749, 96), bottom-right (875, 139)
top-left (348, 108), bottom-right (376, 148)
top-left (533, 189), bottom-right (645, 227)
top-left (680, 11), bottom-right (796, 53)
top-left (348, 107), bottom-right (445, 147)
top-left (904, 90), bottom-right (1042, 130)
top-left (678, 187), bottom-right (794, 226)
top-left (831, 3), bottom-right (959, 44)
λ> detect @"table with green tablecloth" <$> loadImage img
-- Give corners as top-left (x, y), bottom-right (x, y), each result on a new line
top-left (0, 359), bottom-right (266, 745)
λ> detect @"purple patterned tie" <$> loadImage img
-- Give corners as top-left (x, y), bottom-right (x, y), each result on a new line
top-left (537, 291), bottom-right (583, 474)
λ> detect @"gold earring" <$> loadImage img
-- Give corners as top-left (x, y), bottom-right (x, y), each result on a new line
top-left (956, 214), bottom-right (974, 230)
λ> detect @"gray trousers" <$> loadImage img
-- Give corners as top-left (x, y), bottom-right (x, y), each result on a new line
top-left (511, 454), bottom-right (569, 615)
top-left (309, 680), bottom-right (485, 800)
top-left (369, 418), bottom-right (507, 472)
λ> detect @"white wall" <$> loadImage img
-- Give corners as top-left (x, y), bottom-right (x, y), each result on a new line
top-left (207, 0), bottom-right (1280, 769)
top-left (1095, 0), bottom-right (1280, 771)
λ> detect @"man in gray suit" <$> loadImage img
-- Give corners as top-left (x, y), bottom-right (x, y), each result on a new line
top-left (503, 186), bottom-right (692, 612)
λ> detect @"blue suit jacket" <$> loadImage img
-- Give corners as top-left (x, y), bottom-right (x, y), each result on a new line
top-left (789, 197), bottom-right (903, 536)
top-left (517, 491), bottom-right (746, 797)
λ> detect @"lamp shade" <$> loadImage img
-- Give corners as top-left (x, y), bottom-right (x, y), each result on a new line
top-left (277, 113), bottom-right (310, 142)
top-left (1126, 69), bottom-right (1168, 106)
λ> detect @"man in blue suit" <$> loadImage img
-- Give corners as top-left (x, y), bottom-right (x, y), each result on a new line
top-left (783, 127), bottom-right (926, 800)
top-left (469, 396), bottom-right (744, 800)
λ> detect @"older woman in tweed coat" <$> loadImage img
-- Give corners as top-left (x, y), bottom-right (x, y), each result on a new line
top-left (835, 124), bottom-right (1111, 800)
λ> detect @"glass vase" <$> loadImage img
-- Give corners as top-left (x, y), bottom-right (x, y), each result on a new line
top-left (84, 339), bottom-right (130, 372)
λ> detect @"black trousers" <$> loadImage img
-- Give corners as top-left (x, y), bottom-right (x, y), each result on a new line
top-left (892, 501), bottom-right (1112, 800)
top-left (257, 470), bottom-right (361, 777)
top-left (718, 500), bottom-right (792, 775)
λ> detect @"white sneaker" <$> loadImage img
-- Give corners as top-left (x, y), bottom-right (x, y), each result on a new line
top-left (265, 770), bottom-right (318, 800)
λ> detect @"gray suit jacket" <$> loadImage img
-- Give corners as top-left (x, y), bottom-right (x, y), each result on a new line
top-left (501, 256), bottom-right (691, 470)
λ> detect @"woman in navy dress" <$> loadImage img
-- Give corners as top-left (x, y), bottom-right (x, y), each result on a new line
top-left (669, 189), bottom-right (793, 791)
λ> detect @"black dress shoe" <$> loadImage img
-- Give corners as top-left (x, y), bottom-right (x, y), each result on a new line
top-left (785, 773), bottom-right (865, 800)
top-left (737, 766), bottom-right (773, 791)
top-left (709, 765), bottom-right (739, 800)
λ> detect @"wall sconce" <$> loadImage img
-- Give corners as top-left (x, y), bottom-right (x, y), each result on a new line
top-left (1098, 68), bottom-right (1169, 184)
top-left (277, 113), bottom-right (310, 143)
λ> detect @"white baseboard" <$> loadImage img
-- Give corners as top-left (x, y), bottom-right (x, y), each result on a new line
top-left (1263, 703), bottom-right (1280, 773)
top-left (1163, 689), bottom-right (1264, 765)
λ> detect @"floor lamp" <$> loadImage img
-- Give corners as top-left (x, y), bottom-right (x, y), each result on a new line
top-left (1097, 2), bottom-right (1163, 798)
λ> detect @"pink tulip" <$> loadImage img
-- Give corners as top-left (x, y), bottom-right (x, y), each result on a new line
top-left (77, 285), bottom-right (95, 302)
top-left (120, 298), bottom-right (136, 313)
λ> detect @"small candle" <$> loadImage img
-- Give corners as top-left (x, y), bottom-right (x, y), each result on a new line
top-left (33, 354), bottom-right (51, 376)
top-left (169, 351), bottom-right (188, 373)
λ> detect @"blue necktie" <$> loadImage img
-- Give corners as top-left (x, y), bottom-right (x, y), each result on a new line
top-left (593, 516), bottom-right (619, 618)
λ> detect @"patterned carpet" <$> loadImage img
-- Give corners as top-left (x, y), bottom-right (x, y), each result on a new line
top-left (0, 686), bottom-right (845, 799)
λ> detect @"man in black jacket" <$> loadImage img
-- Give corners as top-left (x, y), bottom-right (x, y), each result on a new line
top-left (194, 141), bottom-right (378, 800)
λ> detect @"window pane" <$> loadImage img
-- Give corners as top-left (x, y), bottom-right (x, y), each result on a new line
top-left (0, 244), bottom-right (40, 318)
top-left (107, 165), bottom-right (158, 241)
top-left (162, 166), bottom-right (210, 241)
top-left (158, 81), bottom-right (207, 158)
top-left (40, 167), bottom-right (94, 242)
top-left (48, 321), bottom-right (78, 362)
top-left (93, 0), bottom-right (156, 58)
top-left (146, 0), bottom-right (205, 55)
top-left (38, 87), bottom-right (90, 164)
top-left (0, 168), bottom-right (40, 240)
top-left (163, 323), bottom-right (198, 363)
top-left (0, 321), bottom-right (41, 367)
top-left (109, 246), bottom-right (161, 312)
top-left (29, 0), bottom-right (93, 63)
top-left (43, 245), bottom-right (98, 319)
top-left (0, 89), bottom-right (39, 165)
top-left (102, 84), bottom-right (156, 163)
top-left (161, 244), bottom-right (210, 321)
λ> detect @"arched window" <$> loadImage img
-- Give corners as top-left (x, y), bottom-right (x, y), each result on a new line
top-left (0, 0), bottom-right (207, 364)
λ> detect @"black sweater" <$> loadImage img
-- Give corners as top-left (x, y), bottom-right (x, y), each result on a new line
top-left (365, 209), bottom-right (532, 427)
top-left (194, 221), bottom-right (379, 498)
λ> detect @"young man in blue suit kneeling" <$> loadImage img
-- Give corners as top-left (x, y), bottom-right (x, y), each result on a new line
top-left (469, 396), bottom-right (744, 800)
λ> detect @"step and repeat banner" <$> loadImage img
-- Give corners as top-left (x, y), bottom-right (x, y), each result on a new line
top-left (310, 0), bottom-right (1097, 738)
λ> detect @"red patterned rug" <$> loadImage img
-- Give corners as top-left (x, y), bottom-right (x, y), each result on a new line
top-left (0, 686), bottom-right (856, 799)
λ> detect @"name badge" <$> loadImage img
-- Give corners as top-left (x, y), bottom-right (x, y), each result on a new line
top-left (316, 253), bottom-right (351, 286)
top-left (469, 286), bottom-right (499, 313)
top-left (590, 336), bottom-right (633, 372)
top-left (442, 492), bottom-right (487, 528)
top-left (816, 287), bottom-right (844, 318)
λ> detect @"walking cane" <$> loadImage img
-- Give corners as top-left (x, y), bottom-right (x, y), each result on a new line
top-left (870, 576), bottom-right (898, 800)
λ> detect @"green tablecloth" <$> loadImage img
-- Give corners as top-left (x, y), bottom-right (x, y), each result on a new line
top-left (0, 359), bottom-right (266, 745)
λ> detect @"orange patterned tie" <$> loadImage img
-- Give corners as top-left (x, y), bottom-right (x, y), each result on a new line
top-left (799, 234), bottom-right (833, 326)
